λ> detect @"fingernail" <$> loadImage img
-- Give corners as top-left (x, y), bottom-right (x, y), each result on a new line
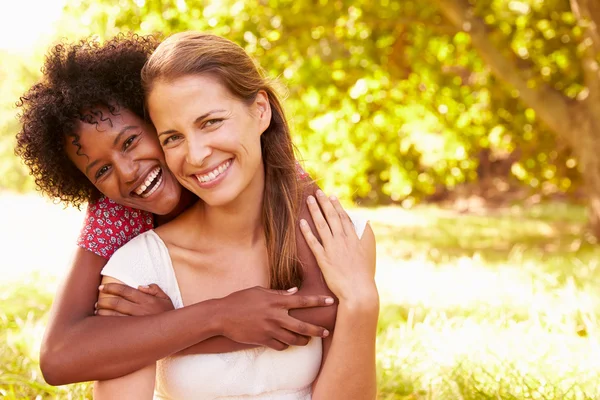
top-left (94, 309), bottom-right (98, 315)
top-left (322, 330), bottom-right (330, 337)
top-left (316, 190), bottom-right (325, 197)
top-left (307, 196), bottom-right (316, 204)
top-left (329, 195), bottom-right (337, 201)
top-left (287, 287), bottom-right (298, 293)
top-left (300, 219), bottom-right (308, 227)
top-left (139, 285), bottom-right (149, 288)
top-left (325, 297), bottom-right (334, 305)
top-left (98, 285), bottom-right (104, 291)
top-left (94, 302), bottom-right (98, 309)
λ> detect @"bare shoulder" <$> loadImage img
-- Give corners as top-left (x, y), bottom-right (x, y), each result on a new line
top-left (360, 223), bottom-right (376, 249)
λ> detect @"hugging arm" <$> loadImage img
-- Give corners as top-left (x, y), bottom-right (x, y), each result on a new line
top-left (40, 247), bottom-right (332, 385)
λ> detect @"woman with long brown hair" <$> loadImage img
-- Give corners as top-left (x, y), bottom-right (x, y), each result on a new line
top-left (96, 31), bottom-right (379, 399)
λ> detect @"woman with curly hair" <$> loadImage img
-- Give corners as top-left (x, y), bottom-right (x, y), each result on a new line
top-left (94, 31), bottom-right (378, 399)
top-left (15, 34), bottom-right (338, 386)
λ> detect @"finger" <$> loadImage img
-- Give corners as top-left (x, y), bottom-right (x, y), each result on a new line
top-left (299, 219), bottom-right (325, 261)
top-left (330, 195), bottom-right (355, 237)
top-left (306, 195), bottom-right (332, 243)
top-left (99, 283), bottom-right (143, 302)
top-left (281, 317), bottom-right (330, 338)
top-left (314, 189), bottom-right (344, 236)
top-left (96, 296), bottom-right (137, 316)
top-left (267, 339), bottom-right (289, 352)
top-left (271, 329), bottom-right (310, 347)
top-left (138, 284), bottom-right (170, 300)
top-left (96, 309), bottom-right (128, 317)
top-left (282, 294), bottom-right (336, 309)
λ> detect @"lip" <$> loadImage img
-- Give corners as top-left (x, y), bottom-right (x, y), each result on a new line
top-left (192, 158), bottom-right (233, 190)
top-left (129, 165), bottom-right (163, 198)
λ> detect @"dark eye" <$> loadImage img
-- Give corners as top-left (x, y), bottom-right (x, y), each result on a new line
top-left (123, 135), bottom-right (137, 150)
top-left (95, 165), bottom-right (110, 180)
top-left (204, 119), bottom-right (224, 128)
top-left (162, 134), bottom-right (182, 146)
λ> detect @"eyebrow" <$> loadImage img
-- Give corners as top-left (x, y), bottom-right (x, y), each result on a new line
top-left (157, 109), bottom-right (227, 137)
top-left (113, 125), bottom-right (138, 146)
top-left (84, 125), bottom-right (138, 176)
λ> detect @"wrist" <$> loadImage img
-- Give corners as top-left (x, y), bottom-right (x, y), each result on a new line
top-left (193, 298), bottom-right (225, 337)
top-left (337, 284), bottom-right (380, 315)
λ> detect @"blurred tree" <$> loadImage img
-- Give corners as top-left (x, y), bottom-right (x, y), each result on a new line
top-left (0, 51), bottom-right (39, 192)
top-left (14, 0), bottom-right (599, 235)
top-left (430, 0), bottom-right (600, 234)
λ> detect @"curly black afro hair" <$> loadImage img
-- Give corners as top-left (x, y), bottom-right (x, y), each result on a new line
top-left (15, 33), bottom-right (159, 208)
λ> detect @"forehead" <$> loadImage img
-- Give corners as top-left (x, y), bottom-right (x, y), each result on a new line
top-left (148, 75), bottom-right (232, 111)
top-left (66, 108), bottom-right (143, 157)
top-left (78, 107), bottom-right (141, 132)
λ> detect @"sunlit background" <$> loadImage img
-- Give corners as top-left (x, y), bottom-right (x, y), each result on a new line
top-left (3, 0), bottom-right (600, 399)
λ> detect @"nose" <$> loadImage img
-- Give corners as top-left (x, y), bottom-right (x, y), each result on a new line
top-left (185, 133), bottom-right (212, 167)
top-left (114, 159), bottom-right (139, 184)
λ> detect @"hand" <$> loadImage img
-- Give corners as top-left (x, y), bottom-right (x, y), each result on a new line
top-left (95, 283), bottom-right (175, 316)
top-left (216, 286), bottom-right (334, 351)
top-left (299, 190), bottom-right (377, 303)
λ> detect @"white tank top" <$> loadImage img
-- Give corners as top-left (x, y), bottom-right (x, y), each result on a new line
top-left (102, 213), bottom-right (368, 399)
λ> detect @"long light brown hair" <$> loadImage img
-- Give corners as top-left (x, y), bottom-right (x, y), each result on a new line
top-left (141, 32), bottom-right (304, 289)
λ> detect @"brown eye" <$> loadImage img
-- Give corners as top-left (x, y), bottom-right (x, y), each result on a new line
top-left (204, 119), bottom-right (224, 128)
top-left (123, 135), bottom-right (137, 150)
top-left (95, 165), bottom-right (110, 180)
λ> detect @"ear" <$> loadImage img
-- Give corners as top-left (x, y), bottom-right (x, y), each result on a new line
top-left (254, 90), bottom-right (272, 135)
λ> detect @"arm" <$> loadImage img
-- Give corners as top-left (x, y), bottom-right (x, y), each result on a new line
top-left (40, 247), bottom-right (223, 385)
top-left (312, 226), bottom-right (378, 400)
top-left (41, 247), bottom-right (332, 385)
top-left (301, 192), bottom-right (379, 400)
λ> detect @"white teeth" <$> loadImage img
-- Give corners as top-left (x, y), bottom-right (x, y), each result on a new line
top-left (197, 159), bottom-right (231, 184)
top-left (134, 167), bottom-right (161, 196)
top-left (141, 173), bottom-right (163, 198)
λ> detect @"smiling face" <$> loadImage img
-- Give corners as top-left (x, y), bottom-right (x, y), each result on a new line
top-left (64, 107), bottom-right (182, 215)
top-left (146, 75), bottom-right (271, 207)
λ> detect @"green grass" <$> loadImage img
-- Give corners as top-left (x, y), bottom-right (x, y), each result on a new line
top-left (3, 201), bottom-right (600, 399)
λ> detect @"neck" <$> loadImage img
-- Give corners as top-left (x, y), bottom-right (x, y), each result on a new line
top-left (191, 165), bottom-right (265, 246)
top-left (154, 189), bottom-right (196, 226)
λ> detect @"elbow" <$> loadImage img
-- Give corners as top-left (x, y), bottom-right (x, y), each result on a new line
top-left (39, 344), bottom-right (70, 386)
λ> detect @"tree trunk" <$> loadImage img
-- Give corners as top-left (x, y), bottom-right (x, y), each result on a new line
top-left (431, 0), bottom-right (600, 237)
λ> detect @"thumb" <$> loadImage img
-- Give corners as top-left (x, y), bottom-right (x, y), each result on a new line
top-left (138, 284), bottom-right (169, 299)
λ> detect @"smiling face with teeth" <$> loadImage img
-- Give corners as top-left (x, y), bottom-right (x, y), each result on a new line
top-left (64, 106), bottom-right (183, 215)
top-left (148, 75), bottom-right (271, 207)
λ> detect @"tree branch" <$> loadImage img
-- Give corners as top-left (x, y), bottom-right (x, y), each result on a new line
top-left (430, 0), bottom-right (576, 145)
top-left (571, 0), bottom-right (600, 116)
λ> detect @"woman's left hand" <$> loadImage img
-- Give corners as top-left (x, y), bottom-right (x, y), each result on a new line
top-left (299, 190), bottom-right (377, 305)
top-left (95, 283), bottom-right (175, 316)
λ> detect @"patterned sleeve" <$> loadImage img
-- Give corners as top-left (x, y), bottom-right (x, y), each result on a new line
top-left (77, 196), bottom-right (154, 260)
top-left (295, 161), bottom-right (310, 180)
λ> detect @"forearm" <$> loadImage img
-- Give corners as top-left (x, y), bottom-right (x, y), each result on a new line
top-left (312, 293), bottom-right (379, 400)
top-left (41, 301), bottom-right (222, 385)
top-left (176, 335), bottom-right (254, 356)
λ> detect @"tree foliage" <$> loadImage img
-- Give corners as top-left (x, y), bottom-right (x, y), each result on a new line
top-left (2, 0), bottom-right (597, 209)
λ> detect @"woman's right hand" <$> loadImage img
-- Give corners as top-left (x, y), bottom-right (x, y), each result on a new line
top-left (216, 286), bottom-right (334, 350)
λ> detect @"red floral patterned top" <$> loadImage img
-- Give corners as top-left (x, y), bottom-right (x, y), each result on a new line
top-left (77, 162), bottom-right (309, 260)
top-left (77, 197), bottom-right (154, 260)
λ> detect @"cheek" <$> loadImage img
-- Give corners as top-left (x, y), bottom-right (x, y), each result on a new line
top-left (95, 178), bottom-right (121, 199)
top-left (163, 147), bottom-right (184, 174)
